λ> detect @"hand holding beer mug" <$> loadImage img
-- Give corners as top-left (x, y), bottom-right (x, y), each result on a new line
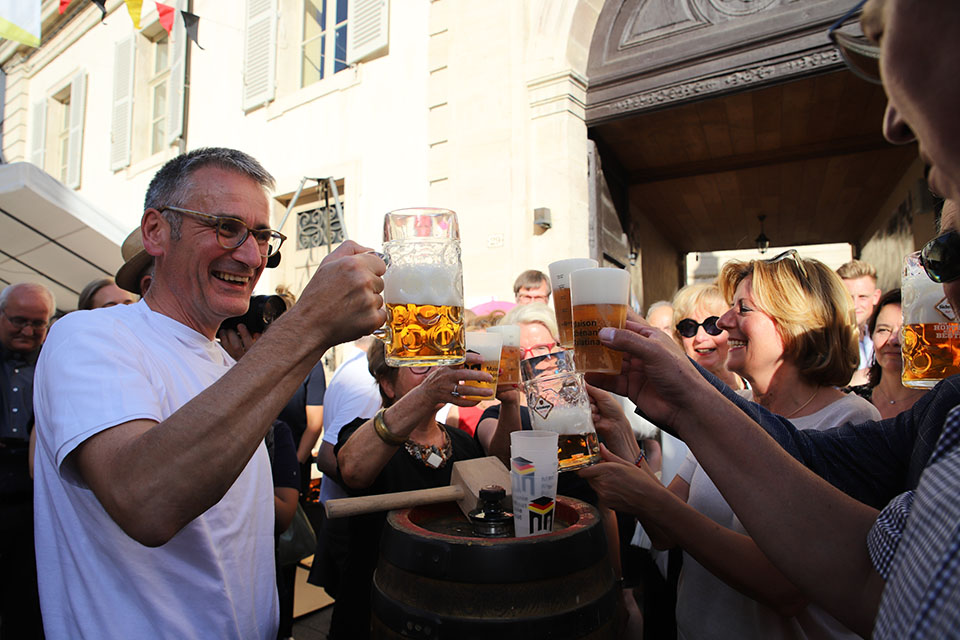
top-left (549, 258), bottom-right (598, 348)
top-left (379, 208), bottom-right (465, 367)
top-left (460, 331), bottom-right (502, 400)
top-left (487, 324), bottom-right (522, 386)
top-left (521, 350), bottom-right (600, 472)
top-left (902, 251), bottom-right (960, 387)
top-left (570, 268), bottom-right (631, 374)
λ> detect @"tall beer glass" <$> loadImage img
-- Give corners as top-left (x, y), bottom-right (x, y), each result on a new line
top-left (521, 350), bottom-right (599, 472)
top-left (570, 268), bottom-right (630, 374)
top-left (380, 208), bottom-right (465, 367)
top-left (549, 258), bottom-right (598, 348)
top-left (901, 251), bottom-right (960, 387)
top-left (461, 331), bottom-right (502, 400)
top-left (487, 324), bottom-right (522, 385)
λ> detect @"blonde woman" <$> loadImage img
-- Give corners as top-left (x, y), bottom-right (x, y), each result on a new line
top-left (672, 283), bottom-right (744, 390)
top-left (583, 251), bottom-right (879, 640)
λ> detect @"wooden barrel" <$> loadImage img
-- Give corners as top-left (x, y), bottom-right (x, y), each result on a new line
top-left (371, 496), bottom-right (618, 639)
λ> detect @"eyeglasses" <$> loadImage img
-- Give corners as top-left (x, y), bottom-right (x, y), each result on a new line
top-left (827, 0), bottom-right (881, 86)
top-left (676, 316), bottom-right (722, 339)
top-left (766, 249), bottom-right (809, 280)
top-left (1, 310), bottom-right (49, 331)
top-left (161, 206), bottom-right (286, 258)
top-left (920, 231), bottom-right (960, 283)
top-left (521, 343), bottom-right (557, 359)
top-left (517, 293), bottom-right (549, 304)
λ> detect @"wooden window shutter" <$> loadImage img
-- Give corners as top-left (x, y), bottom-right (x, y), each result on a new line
top-left (30, 99), bottom-right (47, 169)
top-left (65, 70), bottom-right (86, 188)
top-left (242, 0), bottom-right (276, 111)
top-left (347, 0), bottom-right (389, 65)
top-left (167, 0), bottom-right (187, 145)
top-left (110, 36), bottom-right (135, 170)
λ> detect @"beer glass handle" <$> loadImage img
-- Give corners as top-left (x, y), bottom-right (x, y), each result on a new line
top-left (372, 325), bottom-right (389, 342)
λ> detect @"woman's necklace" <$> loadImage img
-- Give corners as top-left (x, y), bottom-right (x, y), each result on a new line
top-left (405, 423), bottom-right (452, 469)
top-left (786, 388), bottom-right (819, 418)
top-left (875, 384), bottom-right (911, 405)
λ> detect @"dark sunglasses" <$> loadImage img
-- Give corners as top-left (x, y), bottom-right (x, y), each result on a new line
top-left (827, 0), bottom-right (881, 86)
top-left (920, 231), bottom-right (960, 283)
top-left (676, 316), bottom-right (722, 339)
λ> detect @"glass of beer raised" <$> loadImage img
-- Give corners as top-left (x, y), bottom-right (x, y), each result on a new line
top-left (460, 331), bottom-right (502, 400)
top-left (570, 267), bottom-right (631, 374)
top-left (549, 258), bottom-right (598, 348)
top-left (521, 350), bottom-right (600, 472)
top-left (901, 251), bottom-right (960, 387)
top-left (379, 208), bottom-right (465, 367)
top-left (486, 324), bottom-right (522, 386)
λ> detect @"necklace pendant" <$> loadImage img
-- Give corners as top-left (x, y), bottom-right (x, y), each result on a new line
top-left (425, 451), bottom-right (443, 468)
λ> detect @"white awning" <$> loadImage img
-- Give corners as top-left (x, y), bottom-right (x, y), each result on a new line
top-left (0, 162), bottom-right (127, 311)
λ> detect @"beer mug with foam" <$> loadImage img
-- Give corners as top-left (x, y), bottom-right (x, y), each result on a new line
top-left (379, 208), bottom-right (465, 367)
top-left (521, 350), bottom-right (600, 472)
top-left (461, 331), bottom-right (502, 400)
top-left (549, 258), bottom-right (598, 348)
top-left (901, 251), bottom-right (960, 387)
top-left (570, 268), bottom-right (631, 374)
top-left (487, 324), bottom-right (522, 385)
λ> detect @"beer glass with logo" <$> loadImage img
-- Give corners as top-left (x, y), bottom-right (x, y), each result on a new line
top-left (570, 267), bottom-right (630, 374)
top-left (460, 331), bottom-right (502, 400)
top-left (901, 251), bottom-right (960, 387)
top-left (380, 208), bottom-right (465, 367)
top-left (549, 258), bottom-right (598, 348)
top-left (521, 350), bottom-right (600, 472)
top-left (487, 324), bottom-right (522, 386)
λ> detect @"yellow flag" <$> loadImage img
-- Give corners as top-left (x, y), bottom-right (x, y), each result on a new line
top-left (124, 0), bottom-right (143, 29)
top-left (0, 0), bottom-right (41, 47)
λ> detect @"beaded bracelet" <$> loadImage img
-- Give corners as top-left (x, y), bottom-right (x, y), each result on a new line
top-left (634, 446), bottom-right (646, 467)
top-left (373, 408), bottom-right (407, 446)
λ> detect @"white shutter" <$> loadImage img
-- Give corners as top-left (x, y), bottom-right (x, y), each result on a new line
top-left (347, 0), bottom-right (389, 65)
top-left (167, 0), bottom-right (186, 145)
top-left (110, 36), bottom-right (135, 171)
top-left (242, 0), bottom-right (276, 110)
top-left (30, 99), bottom-right (46, 169)
top-left (65, 70), bottom-right (86, 188)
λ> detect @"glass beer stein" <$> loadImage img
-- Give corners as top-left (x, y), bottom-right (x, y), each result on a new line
top-left (901, 251), bottom-right (960, 387)
top-left (521, 350), bottom-right (600, 472)
top-left (549, 258), bottom-right (598, 348)
top-left (379, 208), bottom-right (465, 367)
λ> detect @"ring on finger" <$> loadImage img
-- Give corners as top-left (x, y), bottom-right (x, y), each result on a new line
top-left (451, 384), bottom-right (461, 398)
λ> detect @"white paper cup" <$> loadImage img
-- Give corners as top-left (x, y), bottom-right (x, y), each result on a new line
top-left (510, 431), bottom-right (559, 537)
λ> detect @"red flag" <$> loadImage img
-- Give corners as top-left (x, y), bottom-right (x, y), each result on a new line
top-left (155, 2), bottom-right (174, 34)
top-left (59, 0), bottom-right (72, 14)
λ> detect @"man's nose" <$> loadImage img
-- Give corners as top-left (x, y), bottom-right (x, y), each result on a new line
top-left (233, 233), bottom-right (265, 268)
top-left (882, 101), bottom-right (916, 145)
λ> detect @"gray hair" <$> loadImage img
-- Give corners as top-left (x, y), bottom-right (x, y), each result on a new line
top-left (646, 300), bottom-right (672, 316)
top-left (143, 147), bottom-right (276, 238)
top-left (499, 302), bottom-right (559, 341)
top-left (0, 282), bottom-right (56, 317)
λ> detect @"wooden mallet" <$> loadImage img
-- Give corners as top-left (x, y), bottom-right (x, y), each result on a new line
top-left (324, 456), bottom-right (512, 519)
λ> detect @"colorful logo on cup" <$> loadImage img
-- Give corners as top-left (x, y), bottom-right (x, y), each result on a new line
top-left (527, 496), bottom-right (555, 534)
top-left (512, 456), bottom-right (536, 493)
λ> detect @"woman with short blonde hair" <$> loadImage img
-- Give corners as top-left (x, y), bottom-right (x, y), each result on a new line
top-left (671, 283), bottom-right (743, 390)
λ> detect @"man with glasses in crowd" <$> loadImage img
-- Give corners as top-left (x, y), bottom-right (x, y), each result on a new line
top-left (31, 148), bottom-right (386, 639)
top-left (0, 282), bottom-right (54, 639)
top-left (582, 0), bottom-right (960, 637)
top-left (513, 269), bottom-right (552, 305)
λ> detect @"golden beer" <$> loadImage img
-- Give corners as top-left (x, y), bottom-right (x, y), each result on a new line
top-left (558, 432), bottom-right (601, 472)
top-left (549, 258), bottom-right (598, 348)
top-left (487, 324), bottom-right (522, 385)
top-left (572, 303), bottom-right (628, 374)
top-left (901, 323), bottom-right (960, 388)
top-left (461, 360), bottom-right (501, 400)
top-left (554, 288), bottom-right (575, 348)
top-left (385, 302), bottom-right (464, 366)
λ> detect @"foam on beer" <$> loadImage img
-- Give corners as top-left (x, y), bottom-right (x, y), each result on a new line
top-left (465, 331), bottom-right (503, 360)
top-left (487, 324), bottom-right (521, 347)
top-left (532, 404), bottom-right (593, 435)
top-left (383, 264), bottom-right (461, 306)
top-left (549, 258), bottom-right (598, 289)
top-left (570, 268), bottom-right (630, 305)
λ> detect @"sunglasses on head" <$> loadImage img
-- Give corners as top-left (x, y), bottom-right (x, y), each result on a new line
top-left (920, 231), bottom-right (960, 283)
top-left (676, 316), bottom-right (722, 339)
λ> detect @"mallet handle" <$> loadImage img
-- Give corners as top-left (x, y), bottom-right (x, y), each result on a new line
top-left (325, 485), bottom-right (465, 518)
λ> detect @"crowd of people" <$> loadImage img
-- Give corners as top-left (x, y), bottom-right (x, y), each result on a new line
top-left (3, 1), bottom-right (960, 638)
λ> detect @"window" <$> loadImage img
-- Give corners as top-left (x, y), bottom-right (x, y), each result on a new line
top-left (54, 89), bottom-right (71, 182)
top-left (301, 0), bottom-right (348, 88)
top-left (30, 70), bottom-right (86, 188)
top-left (149, 34), bottom-right (170, 155)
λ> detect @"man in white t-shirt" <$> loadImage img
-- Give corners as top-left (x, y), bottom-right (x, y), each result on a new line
top-left (32, 147), bottom-right (386, 639)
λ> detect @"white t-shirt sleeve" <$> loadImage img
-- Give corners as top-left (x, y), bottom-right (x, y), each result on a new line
top-left (34, 313), bottom-right (162, 484)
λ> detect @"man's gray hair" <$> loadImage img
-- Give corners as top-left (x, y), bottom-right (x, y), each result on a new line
top-left (646, 300), bottom-right (673, 316)
top-left (143, 147), bottom-right (276, 239)
top-left (0, 282), bottom-right (56, 317)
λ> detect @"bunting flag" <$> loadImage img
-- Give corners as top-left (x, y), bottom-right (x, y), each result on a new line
top-left (181, 10), bottom-right (203, 50)
top-left (59, 0), bottom-right (72, 15)
top-left (155, 1), bottom-right (174, 35)
top-left (124, 0), bottom-right (142, 29)
top-left (0, 0), bottom-right (41, 47)
top-left (89, 0), bottom-right (107, 22)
